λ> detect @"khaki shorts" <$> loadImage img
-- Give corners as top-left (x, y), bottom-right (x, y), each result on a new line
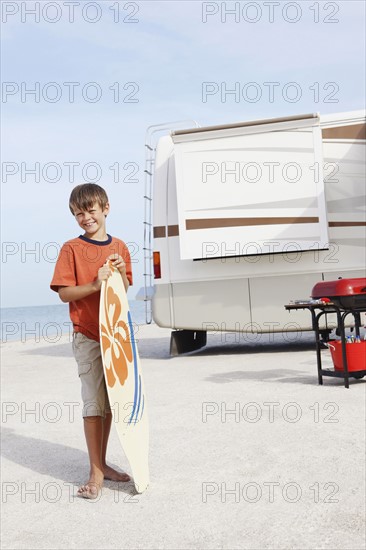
top-left (72, 332), bottom-right (111, 418)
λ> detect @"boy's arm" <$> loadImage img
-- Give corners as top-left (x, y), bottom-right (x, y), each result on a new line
top-left (58, 264), bottom-right (111, 303)
top-left (121, 271), bottom-right (130, 293)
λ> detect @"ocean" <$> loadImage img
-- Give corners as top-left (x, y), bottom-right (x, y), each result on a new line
top-left (0, 301), bottom-right (148, 343)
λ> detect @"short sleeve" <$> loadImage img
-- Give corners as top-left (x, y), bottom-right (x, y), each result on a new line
top-left (50, 243), bottom-right (77, 292)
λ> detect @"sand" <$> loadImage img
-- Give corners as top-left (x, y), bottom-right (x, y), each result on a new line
top-left (1, 324), bottom-right (365, 550)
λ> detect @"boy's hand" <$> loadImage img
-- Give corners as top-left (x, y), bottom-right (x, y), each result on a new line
top-left (93, 263), bottom-right (112, 290)
top-left (107, 254), bottom-right (127, 276)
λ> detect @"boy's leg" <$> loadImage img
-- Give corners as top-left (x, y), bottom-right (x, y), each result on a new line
top-left (73, 333), bottom-right (106, 498)
top-left (79, 413), bottom-right (129, 499)
top-left (101, 412), bottom-right (130, 482)
top-left (73, 333), bottom-right (130, 498)
top-left (78, 416), bottom-right (104, 498)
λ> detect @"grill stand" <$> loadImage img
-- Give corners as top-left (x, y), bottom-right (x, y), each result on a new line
top-left (285, 303), bottom-right (366, 389)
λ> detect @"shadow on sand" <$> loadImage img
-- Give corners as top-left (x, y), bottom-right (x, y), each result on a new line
top-left (20, 337), bottom-right (172, 360)
top-left (17, 334), bottom-right (364, 386)
top-left (202, 368), bottom-right (365, 386)
top-left (1, 427), bottom-right (138, 498)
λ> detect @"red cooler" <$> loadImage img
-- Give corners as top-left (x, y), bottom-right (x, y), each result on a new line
top-left (329, 341), bottom-right (366, 372)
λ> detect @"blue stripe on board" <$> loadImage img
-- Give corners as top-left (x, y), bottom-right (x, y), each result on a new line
top-left (127, 310), bottom-right (140, 425)
top-left (140, 395), bottom-right (145, 420)
top-left (134, 375), bottom-right (142, 424)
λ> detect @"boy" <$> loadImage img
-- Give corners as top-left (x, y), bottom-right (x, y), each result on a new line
top-left (50, 183), bottom-right (133, 499)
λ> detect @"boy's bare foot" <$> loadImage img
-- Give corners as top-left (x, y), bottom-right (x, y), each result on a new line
top-left (77, 471), bottom-right (103, 499)
top-left (103, 464), bottom-right (131, 482)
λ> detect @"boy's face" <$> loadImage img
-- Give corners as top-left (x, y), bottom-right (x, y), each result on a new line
top-left (73, 201), bottom-right (110, 238)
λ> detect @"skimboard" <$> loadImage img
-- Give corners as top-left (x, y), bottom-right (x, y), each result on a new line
top-left (99, 264), bottom-right (149, 493)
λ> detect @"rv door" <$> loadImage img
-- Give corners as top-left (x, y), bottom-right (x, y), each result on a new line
top-left (171, 113), bottom-right (329, 261)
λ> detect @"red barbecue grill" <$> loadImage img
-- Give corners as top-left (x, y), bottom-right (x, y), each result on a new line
top-left (311, 278), bottom-right (366, 309)
top-left (285, 277), bottom-right (366, 388)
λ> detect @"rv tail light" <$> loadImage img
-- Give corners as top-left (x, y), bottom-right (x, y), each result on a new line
top-left (153, 251), bottom-right (161, 279)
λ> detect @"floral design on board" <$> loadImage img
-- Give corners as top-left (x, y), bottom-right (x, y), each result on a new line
top-left (100, 285), bottom-right (133, 388)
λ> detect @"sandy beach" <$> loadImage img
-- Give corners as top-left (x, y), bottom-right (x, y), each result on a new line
top-left (1, 324), bottom-right (365, 550)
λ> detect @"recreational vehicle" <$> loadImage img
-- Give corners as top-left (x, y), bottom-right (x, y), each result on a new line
top-left (140, 111), bottom-right (366, 354)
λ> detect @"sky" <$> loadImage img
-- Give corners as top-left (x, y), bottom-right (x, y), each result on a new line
top-left (1, 0), bottom-right (365, 308)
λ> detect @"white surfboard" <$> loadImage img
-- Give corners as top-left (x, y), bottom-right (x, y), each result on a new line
top-left (99, 265), bottom-right (149, 493)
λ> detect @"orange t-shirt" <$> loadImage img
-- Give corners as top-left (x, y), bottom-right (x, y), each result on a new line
top-left (50, 235), bottom-right (133, 342)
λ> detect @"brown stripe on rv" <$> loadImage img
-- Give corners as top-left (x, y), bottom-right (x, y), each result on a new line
top-left (167, 225), bottom-right (179, 236)
top-left (154, 221), bottom-right (365, 238)
top-left (153, 226), bottom-right (166, 238)
top-left (322, 123), bottom-right (366, 140)
top-left (328, 221), bottom-right (366, 227)
top-left (153, 225), bottom-right (180, 238)
top-left (186, 217), bottom-right (319, 230)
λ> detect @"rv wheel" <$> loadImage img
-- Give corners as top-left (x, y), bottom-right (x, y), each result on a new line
top-left (170, 330), bottom-right (207, 356)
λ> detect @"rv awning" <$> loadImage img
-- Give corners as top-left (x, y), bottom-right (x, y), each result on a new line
top-left (170, 113), bottom-right (329, 260)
